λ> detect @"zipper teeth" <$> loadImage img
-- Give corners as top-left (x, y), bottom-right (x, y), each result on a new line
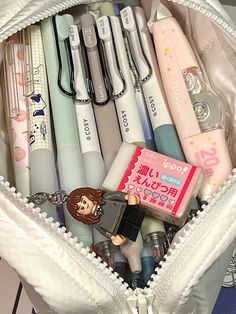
top-left (0, 176), bottom-right (133, 301)
top-left (0, 0), bottom-right (102, 42)
top-left (0, 0), bottom-right (236, 42)
top-left (144, 169), bottom-right (236, 304)
top-left (169, 0), bottom-right (236, 39)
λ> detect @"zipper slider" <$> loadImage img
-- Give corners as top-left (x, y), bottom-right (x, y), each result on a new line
top-left (127, 289), bottom-right (157, 313)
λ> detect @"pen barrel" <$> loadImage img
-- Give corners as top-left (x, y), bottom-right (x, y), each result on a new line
top-left (152, 17), bottom-right (201, 141)
top-left (86, 47), bottom-right (108, 103)
top-left (30, 149), bottom-right (57, 220)
top-left (134, 86), bottom-right (156, 150)
top-left (93, 101), bottom-right (122, 172)
top-left (182, 129), bottom-right (233, 200)
top-left (83, 152), bottom-right (106, 188)
top-left (109, 16), bottom-right (146, 146)
top-left (75, 102), bottom-right (106, 187)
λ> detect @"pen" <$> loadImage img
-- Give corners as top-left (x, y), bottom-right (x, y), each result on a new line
top-left (120, 5), bottom-right (185, 161)
top-left (98, 3), bottom-right (146, 148)
top-left (67, 16), bottom-right (106, 188)
top-left (3, 33), bottom-right (30, 198)
top-left (149, 1), bottom-right (233, 201)
top-left (123, 29), bottom-right (156, 150)
top-left (141, 245), bottom-right (156, 284)
top-left (80, 13), bottom-right (122, 171)
top-left (41, 16), bottom-right (93, 247)
top-left (120, 232), bottom-right (145, 289)
top-left (22, 25), bottom-right (58, 220)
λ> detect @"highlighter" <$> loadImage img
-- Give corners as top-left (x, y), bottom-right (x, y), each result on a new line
top-left (148, 1), bottom-right (233, 201)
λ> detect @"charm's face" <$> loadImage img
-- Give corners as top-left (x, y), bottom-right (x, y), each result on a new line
top-left (76, 195), bottom-right (95, 216)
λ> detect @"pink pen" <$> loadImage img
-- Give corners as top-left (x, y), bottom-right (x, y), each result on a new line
top-left (148, 1), bottom-right (233, 201)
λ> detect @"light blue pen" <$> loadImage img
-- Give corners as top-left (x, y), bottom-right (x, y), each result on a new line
top-left (41, 16), bottom-right (93, 248)
top-left (120, 6), bottom-right (185, 161)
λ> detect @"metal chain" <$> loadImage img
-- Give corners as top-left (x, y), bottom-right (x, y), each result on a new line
top-left (28, 190), bottom-right (68, 206)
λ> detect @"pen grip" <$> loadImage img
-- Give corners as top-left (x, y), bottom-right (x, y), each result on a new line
top-left (182, 129), bottom-right (233, 200)
top-left (154, 125), bottom-right (185, 161)
top-left (83, 151), bottom-right (106, 188)
top-left (152, 17), bottom-right (200, 140)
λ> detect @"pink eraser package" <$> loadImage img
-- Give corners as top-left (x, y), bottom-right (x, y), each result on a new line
top-left (103, 142), bottom-right (203, 226)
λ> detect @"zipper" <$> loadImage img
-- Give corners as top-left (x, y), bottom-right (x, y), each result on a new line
top-left (168, 0), bottom-right (236, 38)
top-left (0, 0), bottom-right (236, 312)
top-left (0, 0), bottom-right (236, 43)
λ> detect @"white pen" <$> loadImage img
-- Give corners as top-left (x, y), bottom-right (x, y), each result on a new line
top-left (68, 19), bottom-right (106, 188)
top-left (23, 26), bottom-right (58, 220)
top-left (97, 5), bottom-right (146, 147)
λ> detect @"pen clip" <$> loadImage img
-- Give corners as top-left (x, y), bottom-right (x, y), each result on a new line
top-left (52, 15), bottom-right (76, 97)
top-left (121, 6), bottom-right (152, 84)
top-left (96, 16), bottom-right (126, 100)
top-left (69, 24), bottom-right (92, 103)
top-left (80, 14), bottom-right (112, 106)
top-left (3, 36), bottom-right (21, 119)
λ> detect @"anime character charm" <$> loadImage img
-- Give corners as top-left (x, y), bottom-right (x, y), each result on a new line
top-left (67, 188), bottom-right (144, 246)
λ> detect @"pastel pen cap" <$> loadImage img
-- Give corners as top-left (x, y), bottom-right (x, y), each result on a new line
top-left (93, 228), bottom-right (115, 268)
top-left (141, 215), bottom-right (167, 264)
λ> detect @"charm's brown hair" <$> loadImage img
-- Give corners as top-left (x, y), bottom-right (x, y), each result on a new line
top-left (67, 187), bottom-right (106, 225)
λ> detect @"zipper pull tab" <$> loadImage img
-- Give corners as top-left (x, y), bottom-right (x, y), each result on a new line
top-left (127, 289), bottom-right (157, 314)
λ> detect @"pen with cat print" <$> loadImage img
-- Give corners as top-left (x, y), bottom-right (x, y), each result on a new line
top-left (23, 26), bottom-right (58, 220)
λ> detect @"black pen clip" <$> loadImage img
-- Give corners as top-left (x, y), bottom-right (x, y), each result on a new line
top-left (52, 15), bottom-right (76, 97)
top-left (80, 15), bottom-right (112, 106)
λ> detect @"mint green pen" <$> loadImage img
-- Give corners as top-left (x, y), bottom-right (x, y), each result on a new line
top-left (41, 17), bottom-right (93, 248)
